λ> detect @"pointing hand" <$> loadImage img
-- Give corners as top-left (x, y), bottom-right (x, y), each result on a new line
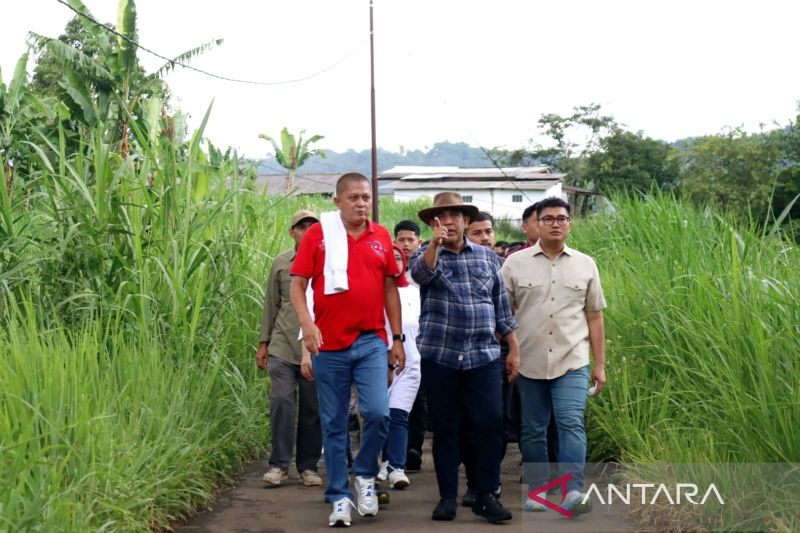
top-left (433, 217), bottom-right (448, 245)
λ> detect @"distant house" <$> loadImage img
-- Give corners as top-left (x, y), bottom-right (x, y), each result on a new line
top-left (380, 165), bottom-right (598, 221)
top-left (255, 166), bottom-right (598, 219)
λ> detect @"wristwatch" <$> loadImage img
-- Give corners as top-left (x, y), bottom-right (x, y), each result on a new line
top-left (392, 333), bottom-right (406, 342)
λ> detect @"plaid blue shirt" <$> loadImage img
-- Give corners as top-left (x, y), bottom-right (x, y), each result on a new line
top-left (409, 239), bottom-right (517, 370)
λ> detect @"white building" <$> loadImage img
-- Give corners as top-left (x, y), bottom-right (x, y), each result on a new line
top-left (380, 165), bottom-right (593, 221)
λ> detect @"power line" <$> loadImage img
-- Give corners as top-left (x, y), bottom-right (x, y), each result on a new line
top-left (55, 0), bottom-right (368, 86)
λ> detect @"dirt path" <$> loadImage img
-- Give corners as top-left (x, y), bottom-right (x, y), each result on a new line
top-left (177, 439), bottom-right (633, 533)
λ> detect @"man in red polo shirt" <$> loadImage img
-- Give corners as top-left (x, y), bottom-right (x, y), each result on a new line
top-left (290, 172), bottom-right (405, 528)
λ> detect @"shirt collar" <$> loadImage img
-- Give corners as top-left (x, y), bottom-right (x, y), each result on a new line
top-left (531, 241), bottom-right (573, 258)
top-left (464, 238), bottom-right (479, 252)
top-left (442, 236), bottom-right (478, 255)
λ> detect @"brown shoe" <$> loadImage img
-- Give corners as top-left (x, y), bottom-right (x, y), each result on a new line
top-left (299, 469), bottom-right (323, 486)
top-left (262, 467), bottom-right (288, 486)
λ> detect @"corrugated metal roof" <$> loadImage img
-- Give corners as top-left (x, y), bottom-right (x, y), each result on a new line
top-left (380, 165), bottom-right (555, 180)
top-left (392, 180), bottom-right (559, 191)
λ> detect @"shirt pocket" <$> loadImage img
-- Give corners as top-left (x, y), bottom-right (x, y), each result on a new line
top-left (516, 279), bottom-right (546, 305)
top-left (564, 279), bottom-right (588, 302)
top-left (470, 267), bottom-right (493, 298)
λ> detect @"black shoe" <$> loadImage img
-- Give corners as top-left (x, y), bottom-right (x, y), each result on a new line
top-left (406, 449), bottom-right (422, 472)
top-left (432, 498), bottom-right (457, 521)
top-left (461, 488), bottom-right (476, 507)
top-left (472, 494), bottom-right (512, 523)
top-left (465, 484), bottom-right (501, 507)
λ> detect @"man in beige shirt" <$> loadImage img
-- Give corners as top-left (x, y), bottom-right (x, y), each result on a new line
top-left (501, 197), bottom-right (606, 517)
top-left (256, 210), bottom-right (322, 488)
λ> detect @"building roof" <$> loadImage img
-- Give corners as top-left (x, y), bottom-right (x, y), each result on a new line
top-left (563, 184), bottom-right (602, 196)
top-left (380, 165), bottom-right (558, 181)
top-left (392, 179), bottom-right (562, 191)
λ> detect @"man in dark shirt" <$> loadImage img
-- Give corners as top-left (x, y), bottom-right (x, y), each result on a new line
top-left (256, 210), bottom-right (322, 488)
top-left (460, 211), bottom-right (523, 507)
top-left (410, 193), bottom-right (520, 524)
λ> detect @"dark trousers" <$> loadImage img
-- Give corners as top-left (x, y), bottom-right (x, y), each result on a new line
top-left (462, 365), bottom-right (514, 492)
top-left (506, 378), bottom-right (522, 442)
top-left (406, 374), bottom-right (428, 456)
top-left (423, 358), bottom-right (504, 499)
top-left (267, 356), bottom-right (322, 472)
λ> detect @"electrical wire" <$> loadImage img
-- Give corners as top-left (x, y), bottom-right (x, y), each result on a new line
top-left (55, 0), bottom-right (369, 86)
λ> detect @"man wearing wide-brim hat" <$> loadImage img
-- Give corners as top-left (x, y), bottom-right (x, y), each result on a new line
top-left (257, 209), bottom-right (323, 489)
top-left (409, 192), bottom-right (521, 524)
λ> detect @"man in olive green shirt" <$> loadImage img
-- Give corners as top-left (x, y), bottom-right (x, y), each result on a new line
top-left (256, 210), bottom-right (323, 487)
top-left (501, 197), bottom-right (606, 517)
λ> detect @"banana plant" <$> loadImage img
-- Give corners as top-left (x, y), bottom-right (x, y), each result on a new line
top-left (0, 52), bottom-right (56, 199)
top-left (28, 0), bottom-right (222, 158)
top-left (259, 128), bottom-right (325, 192)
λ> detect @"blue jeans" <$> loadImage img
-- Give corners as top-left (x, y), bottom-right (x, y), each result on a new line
top-left (382, 408), bottom-right (409, 470)
top-left (312, 333), bottom-right (390, 501)
top-left (517, 365), bottom-right (589, 493)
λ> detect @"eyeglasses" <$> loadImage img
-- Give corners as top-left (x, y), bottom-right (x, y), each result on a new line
top-left (537, 216), bottom-right (571, 226)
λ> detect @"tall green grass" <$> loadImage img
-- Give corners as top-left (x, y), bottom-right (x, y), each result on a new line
top-left (0, 304), bottom-right (265, 531)
top-left (575, 195), bottom-right (799, 464)
top-left (0, 107), bottom-right (303, 531)
top-left (573, 194), bottom-right (800, 530)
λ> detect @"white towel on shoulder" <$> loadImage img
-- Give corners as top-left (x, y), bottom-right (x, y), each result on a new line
top-left (320, 210), bottom-right (349, 295)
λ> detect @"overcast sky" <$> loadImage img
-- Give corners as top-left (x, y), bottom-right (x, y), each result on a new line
top-left (3, 0), bottom-right (799, 157)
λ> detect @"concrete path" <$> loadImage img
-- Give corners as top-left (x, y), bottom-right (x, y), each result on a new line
top-left (177, 438), bottom-right (633, 533)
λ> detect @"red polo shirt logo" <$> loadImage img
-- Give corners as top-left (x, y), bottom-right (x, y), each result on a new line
top-left (368, 239), bottom-right (386, 258)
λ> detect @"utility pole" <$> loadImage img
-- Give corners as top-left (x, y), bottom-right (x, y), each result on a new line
top-left (369, 0), bottom-right (379, 221)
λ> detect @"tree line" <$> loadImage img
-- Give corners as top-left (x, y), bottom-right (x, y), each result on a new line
top-left (489, 103), bottom-right (800, 230)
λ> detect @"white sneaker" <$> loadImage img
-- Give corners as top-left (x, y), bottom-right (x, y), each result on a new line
top-left (563, 489), bottom-right (593, 516)
top-left (525, 492), bottom-right (547, 512)
top-left (328, 497), bottom-right (354, 527)
top-left (354, 476), bottom-right (379, 516)
top-left (262, 467), bottom-right (288, 486)
top-left (377, 460), bottom-right (389, 481)
top-left (388, 468), bottom-right (410, 489)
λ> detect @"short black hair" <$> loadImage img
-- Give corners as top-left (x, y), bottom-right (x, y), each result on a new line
top-left (335, 172), bottom-right (370, 196)
top-left (521, 202), bottom-right (539, 224)
top-left (394, 220), bottom-right (421, 237)
top-left (536, 197), bottom-right (571, 218)
top-left (495, 240), bottom-right (508, 247)
top-left (472, 211), bottom-right (494, 225)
